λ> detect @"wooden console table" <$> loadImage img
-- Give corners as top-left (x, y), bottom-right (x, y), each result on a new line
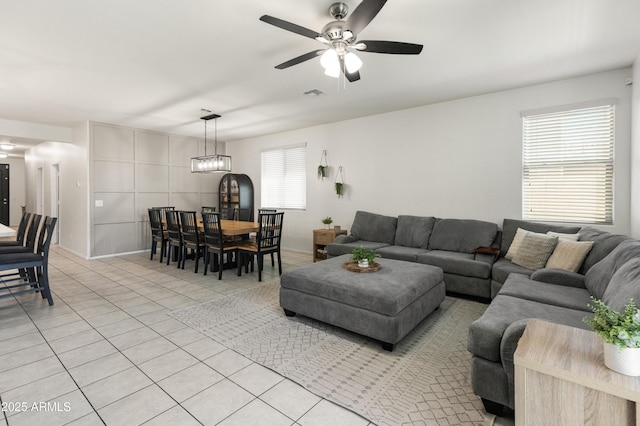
top-left (313, 228), bottom-right (347, 262)
top-left (514, 319), bottom-right (640, 425)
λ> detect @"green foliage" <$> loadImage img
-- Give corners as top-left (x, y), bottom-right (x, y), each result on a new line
top-left (584, 298), bottom-right (640, 349)
top-left (350, 245), bottom-right (380, 264)
top-left (335, 182), bottom-right (344, 197)
top-left (317, 165), bottom-right (327, 179)
top-left (322, 216), bottom-right (333, 225)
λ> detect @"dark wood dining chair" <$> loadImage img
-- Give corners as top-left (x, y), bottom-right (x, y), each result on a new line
top-left (165, 210), bottom-right (183, 268)
top-left (148, 208), bottom-right (168, 262)
top-left (0, 216), bottom-right (57, 306)
top-left (237, 212), bottom-right (284, 282)
top-left (179, 211), bottom-right (206, 273)
top-left (258, 209), bottom-right (276, 266)
top-left (201, 212), bottom-right (239, 280)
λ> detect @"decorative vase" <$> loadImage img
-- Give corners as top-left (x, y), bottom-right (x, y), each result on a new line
top-left (324, 223), bottom-right (330, 229)
top-left (358, 260), bottom-right (369, 268)
top-left (603, 342), bottom-right (640, 376)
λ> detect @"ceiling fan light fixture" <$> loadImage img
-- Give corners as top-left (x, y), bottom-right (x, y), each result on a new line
top-left (344, 51), bottom-right (362, 73)
top-left (324, 66), bottom-right (340, 78)
top-left (320, 48), bottom-right (339, 70)
top-left (0, 144), bottom-right (14, 150)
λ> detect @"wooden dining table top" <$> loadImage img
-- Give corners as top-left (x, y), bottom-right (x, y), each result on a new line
top-left (162, 219), bottom-right (259, 236)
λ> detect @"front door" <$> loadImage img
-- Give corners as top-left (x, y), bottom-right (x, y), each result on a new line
top-left (0, 164), bottom-right (9, 225)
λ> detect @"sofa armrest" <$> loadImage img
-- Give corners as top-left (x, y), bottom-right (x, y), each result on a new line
top-left (333, 234), bottom-right (356, 244)
top-left (473, 246), bottom-right (500, 264)
top-left (500, 318), bottom-right (529, 405)
top-left (530, 268), bottom-right (586, 289)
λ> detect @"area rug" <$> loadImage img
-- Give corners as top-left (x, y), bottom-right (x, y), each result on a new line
top-left (170, 280), bottom-right (492, 425)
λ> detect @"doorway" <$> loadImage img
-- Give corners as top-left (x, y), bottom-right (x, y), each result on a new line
top-left (51, 164), bottom-right (59, 243)
top-left (36, 167), bottom-right (43, 215)
top-left (0, 164), bottom-right (8, 225)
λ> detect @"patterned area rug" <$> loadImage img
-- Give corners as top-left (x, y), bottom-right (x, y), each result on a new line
top-left (171, 281), bottom-right (492, 425)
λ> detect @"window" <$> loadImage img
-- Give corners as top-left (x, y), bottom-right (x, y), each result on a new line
top-left (261, 143), bottom-right (306, 209)
top-left (522, 102), bottom-right (614, 224)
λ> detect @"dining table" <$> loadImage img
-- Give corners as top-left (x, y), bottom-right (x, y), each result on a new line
top-left (0, 223), bottom-right (17, 238)
top-left (217, 219), bottom-right (259, 236)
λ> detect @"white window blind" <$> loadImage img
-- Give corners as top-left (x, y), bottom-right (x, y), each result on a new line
top-left (522, 103), bottom-right (614, 224)
top-left (261, 144), bottom-right (306, 210)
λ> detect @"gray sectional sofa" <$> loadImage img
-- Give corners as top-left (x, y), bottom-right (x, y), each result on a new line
top-left (327, 211), bottom-right (500, 300)
top-left (326, 210), bottom-right (640, 417)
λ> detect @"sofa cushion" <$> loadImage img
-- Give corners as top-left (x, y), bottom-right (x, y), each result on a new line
top-left (584, 239), bottom-right (640, 300)
top-left (350, 211), bottom-right (397, 245)
top-left (375, 245), bottom-right (429, 262)
top-left (492, 258), bottom-right (534, 284)
top-left (416, 250), bottom-right (492, 279)
top-left (498, 273), bottom-right (592, 312)
top-left (428, 219), bottom-right (498, 254)
top-left (326, 240), bottom-right (390, 257)
top-left (577, 227), bottom-right (630, 274)
top-left (394, 215), bottom-right (435, 249)
top-left (547, 231), bottom-right (580, 241)
top-left (511, 233), bottom-right (558, 270)
top-left (545, 239), bottom-right (594, 272)
top-left (467, 294), bottom-right (591, 362)
top-left (602, 258), bottom-right (640, 313)
top-left (500, 219), bottom-right (581, 257)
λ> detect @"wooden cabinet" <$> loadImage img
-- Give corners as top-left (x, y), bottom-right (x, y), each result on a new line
top-left (313, 228), bottom-right (347, 262)
top-left (219, 173), bottom-right (254, 221)
top-left (514, 319), bottom-right (640, 425)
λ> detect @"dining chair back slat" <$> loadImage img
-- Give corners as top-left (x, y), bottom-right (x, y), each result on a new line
top-left (179, 211), bottom-right (205, 273)
top-left (148, 208), bottom-right (167, 262)
top-left (201, 212), bottom-right (239, 280)
top-left (165, 210), bottom-right (182, 267)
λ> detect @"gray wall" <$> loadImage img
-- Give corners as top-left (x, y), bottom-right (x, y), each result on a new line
top-left (89, 122), bottom-right (222, 257)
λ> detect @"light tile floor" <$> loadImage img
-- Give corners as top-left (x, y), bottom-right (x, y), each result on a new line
top-left (0, 246), bottom-right (372, 426)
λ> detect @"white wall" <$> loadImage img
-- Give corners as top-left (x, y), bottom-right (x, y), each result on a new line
top-left (631, 56), bottom-right (640, 239)
top-left (229, 68), bottom-right (634, 253)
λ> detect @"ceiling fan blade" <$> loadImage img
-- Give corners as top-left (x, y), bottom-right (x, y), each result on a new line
top-left (357, 40), bottom-right (423, 54)
top-left (345, 0), bottom-right (387, 35)
top-left (260, 15), bottom-right (322, 40)
top-left (275, 50), bottom-right (324, 69)
top-left (339, 57), bottom-right (361, 82)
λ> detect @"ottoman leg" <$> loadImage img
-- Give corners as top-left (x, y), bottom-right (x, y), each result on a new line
top-left (382, 342), bottom-right (394, 352)
top-left (283, 308), bottom-right (296, 317)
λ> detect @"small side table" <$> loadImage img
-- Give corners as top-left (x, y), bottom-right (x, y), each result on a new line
top-left (514, 319), bottom-right (640, 425)
top-left (313, 228), bottom-right (347, 262)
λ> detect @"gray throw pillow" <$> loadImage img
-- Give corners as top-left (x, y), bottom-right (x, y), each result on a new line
top-left (350, 211), bottom-right (397, 245)
top-left (511, 233), bottom-right (558, 270)
top-left (394, 215), bottom-right (435, 249)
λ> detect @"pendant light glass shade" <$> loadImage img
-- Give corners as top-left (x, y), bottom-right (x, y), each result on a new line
top-left (190, 113), bottom-right (232, 173)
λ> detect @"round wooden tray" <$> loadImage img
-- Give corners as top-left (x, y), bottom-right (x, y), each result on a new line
top-left (342, 261), bottom-right (381, 273)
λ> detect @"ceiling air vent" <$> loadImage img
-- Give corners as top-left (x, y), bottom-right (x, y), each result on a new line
top-left (303, 89), bottom-right (326, 97)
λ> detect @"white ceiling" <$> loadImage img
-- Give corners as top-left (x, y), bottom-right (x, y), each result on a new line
top-left (1, 0), bottom-right (640, 154)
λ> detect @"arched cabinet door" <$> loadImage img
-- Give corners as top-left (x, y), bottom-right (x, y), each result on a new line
top-left (219, 173), bottom-right (254, 221)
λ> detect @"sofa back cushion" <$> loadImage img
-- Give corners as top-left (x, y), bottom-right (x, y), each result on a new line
top-left (500, 219), bottom-right (580, 257)
top-left (350, 211), bottom-right (397, 245)
top-left (584, 239), bottom-right (640, 300)
top-left (428, 218), bottom-right (498, 254)
top-left (577, 227), bottom-right (630, 274)
top-left (602, 258), bottom-right (640, 313)
top-left (394, 215), bottom-right (435, 249)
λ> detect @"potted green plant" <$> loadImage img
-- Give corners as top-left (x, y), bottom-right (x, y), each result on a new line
top-left (584, 298), bottom-right (640, 376)
top-left (318, 165), bottom-right (327, 179)
top-left (322, 216), bottom-right (333, 229)
top-left (335, 182), bottom-right (344, 198)
top-left (351, 245), bottom-right (380, 268)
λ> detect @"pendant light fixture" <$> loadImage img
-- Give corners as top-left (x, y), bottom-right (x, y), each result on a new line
top-left (190, 113), bottom-right (232, 173)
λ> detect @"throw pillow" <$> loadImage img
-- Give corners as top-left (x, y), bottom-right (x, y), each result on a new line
top-left (512, 233), bottom-right (559, 270)
top-left (547, 231), bottom-right (580, 241)
top-left (505, 228), bottom-right (529, 260)
top-left (545, 240), bottom-right (594, 272)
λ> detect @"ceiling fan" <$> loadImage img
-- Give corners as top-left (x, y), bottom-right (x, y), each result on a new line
top-left (260, 0), bottom-right (423, 82)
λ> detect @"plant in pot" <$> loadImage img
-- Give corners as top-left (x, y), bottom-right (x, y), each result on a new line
top-left (584, 298), bottom-right (640, 376)
top-left (351, 245), bottom-right (380, 268)
top-left (318, 149), bottom-right (328, 180)
top-left (322, 216), bottom-right (333, 229)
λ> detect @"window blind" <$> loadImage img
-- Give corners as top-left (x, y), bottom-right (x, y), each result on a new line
top-left (261, 144), bottom-right (306, 210)
top-left (522, 104), bottom-right (614, 224)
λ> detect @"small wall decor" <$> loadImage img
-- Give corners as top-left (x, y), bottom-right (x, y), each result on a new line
top-left (318, 149), bottom-right (328, 179)
top-left (335, 166), bottom-right (345, 198)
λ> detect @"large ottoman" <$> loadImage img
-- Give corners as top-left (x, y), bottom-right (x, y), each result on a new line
top-left (280, 254), bottom-right (445, 351)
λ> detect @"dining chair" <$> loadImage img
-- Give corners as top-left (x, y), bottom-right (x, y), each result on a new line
top-left (201, 212), bottom-right (239, 280)
top-left (179, 211), bottom-right (206, 273)
top-left (152, 206), bottom-right (175, 223)
top-left (0, 216), bottom-right (57, 306)
top-left (148, 208), bottom-right (168, 262)
top-left (0, 211), bottom-right (30, 247)
top-left (257, 209), bottom-right (276, 266)
top-left (165, 210), bottom-right (183, 268)
top-left (237, 212), bottom-right (284, 282)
